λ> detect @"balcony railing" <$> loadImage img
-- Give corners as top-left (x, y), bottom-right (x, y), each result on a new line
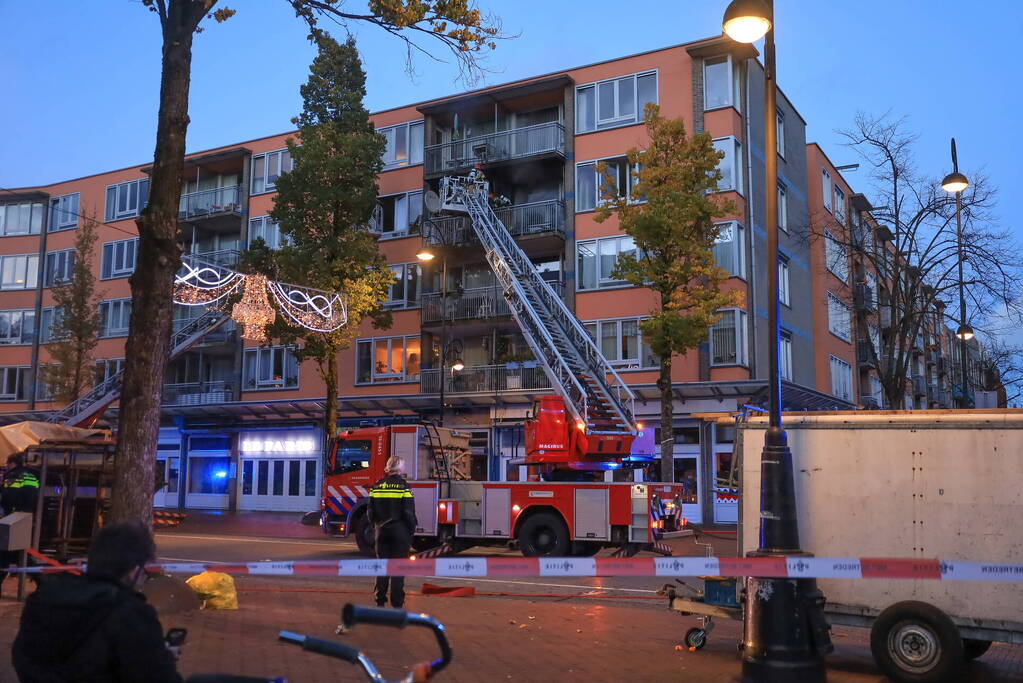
top-left (420, 363), bottom-right (551, 394)
top-left (859, 394), bottom-right (882, 410)
top-left (420, 281), bottom-right (564, 324)
top-left (912, 375), bottom-right (927, 396)
top-left (425, 199), bottom-right (565, 246)
top-left (172, 316), bottom-right (236, 345)
top-left (424, 121), bottom-right (566, 175)
top-left (186, 249), bottom-right (240, 267)
top-left (179, 185), bottom-right (241, 220)
top-left (856, 341), bottom-right (876, 368)
top-left (163, 380), bottom-right (236, 406)
top-left (854, 283), bottom-right (876, 311)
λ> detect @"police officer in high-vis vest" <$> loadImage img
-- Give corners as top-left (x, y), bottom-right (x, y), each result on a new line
top-left (367, 456), bottom-right (417, 608)
top-left (2, 454), bottom-right (40, 515)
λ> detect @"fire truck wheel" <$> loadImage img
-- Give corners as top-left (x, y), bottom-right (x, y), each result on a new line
top-left (518, 512), bottom-right (570, 557)
top-left (962, 638), bottom-right (992, 661)
top-left (870, 601), bottom-right (964, 683)
top-left (352, 514), bottom-right (376, 556)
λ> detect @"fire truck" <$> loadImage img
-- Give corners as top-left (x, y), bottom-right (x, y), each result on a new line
top-left (319, 173), bottom-right (686, 557)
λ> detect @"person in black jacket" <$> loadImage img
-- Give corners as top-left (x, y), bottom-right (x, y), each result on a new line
top-left (367, 456), bottom-right (417, 608)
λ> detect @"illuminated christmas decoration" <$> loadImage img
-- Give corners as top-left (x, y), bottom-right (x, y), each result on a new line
top-left (173, 257), bottom-right (245, 306)
top-left (231, 274), bottom-right (276, 342)
top-left (268, 280), bottom-right (347, 333)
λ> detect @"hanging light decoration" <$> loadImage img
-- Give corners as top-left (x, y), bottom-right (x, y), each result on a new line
top-left (173, 257), bottom-right (245, 306)
top-left (231, 274), bottom-right (276, 342)
top-left (268, 280), bottom-right (347, 333)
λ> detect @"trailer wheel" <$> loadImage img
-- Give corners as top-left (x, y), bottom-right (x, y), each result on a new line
top-left (962, 638), bottom-right (992, 661)
top-left (684, 628), bottom-right (707, 650)
top-left (518, 512), bottom-right (570, 557)
top-left (870, 601), bottom-right (963, 682)
top-left (351, 514), bottom-right (375, 556)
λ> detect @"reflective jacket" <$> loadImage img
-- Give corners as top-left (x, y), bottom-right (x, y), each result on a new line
top-left (367, 474), bottom-right (417, 536)
top-left (2, 466), bottom-right (40, 514)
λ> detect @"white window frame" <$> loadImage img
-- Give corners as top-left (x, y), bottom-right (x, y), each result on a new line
top-left (0, 367), bottom-right (29, 402)
top-left (778, 257), bottom-right (790, 307)
top-left (101, 238), bottom-right (138, 279)
top-left (384, 263), bottom-right (421, 308)
top-left (834, 185), bottom-right (846, 225)
top-left (355, 335), bottom-right (422, 384)
top-left (39, 307), bottom-right (62, 344)
top-left (243, 345), bottom-right (300, 390)
top-left (713, 221), bottom-right (746, 279)
top-left (104, 179), bottom-right (149, 222)
top-left (250, 148), bottom-right (293, 195)
top-left (45, 248), bottom-right (75, 287)
top-left (777, 182), bottom-right (788, 233)
top-left (369, 190), bottom-right (424, 237)
top-left (827, 292), bottom-right (851, 342)
top-left (49, 193), bottom-right (79, 232)
top-left (379, 120), bottom-right (424, 169)
top-left (780, 332), bottom-right (793, 381)
top-left (576, 70), bottom-right (658, 134)
top-left (702, 55), bottom-right (736, 111)
top-left (248, 216), bottom-right (290, 250)
top-left (710, 308), bottom-right (748, 367)
top-left (575, 156), bottom-right (641, 212)
top-left (824, 229), bottom-right (849, 282)
top-left (95, 358), bottom-right (124, 384)
top-left (0, 254), bottom-right (39, 291)
top-left (776, 110), bottom-right (786, 158)
top-left (830, 355), bottom-right (853, 401)
top-left (582, 317), bottom-right (658, 370)
top-left (0, 201), bottom-right (44, 236)
top-left (822, 169), bottom-right (833, 213)
top-left (712, 137), bottom-right (743, 194)
top-left (576, 235), bottom-right (640, 290)
top-left (99, 298), bottom-right (132, 338)
top-left (0, 309), bottom-right (36, 345)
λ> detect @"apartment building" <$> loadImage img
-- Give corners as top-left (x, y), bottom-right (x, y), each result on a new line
top-left (0, 36), bottom-right (934, 522)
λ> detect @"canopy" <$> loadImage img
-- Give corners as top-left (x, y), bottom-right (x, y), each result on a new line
top-left (0, 421), bottom-right (108, 464)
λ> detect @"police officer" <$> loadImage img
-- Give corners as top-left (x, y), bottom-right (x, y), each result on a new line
top-left (2, 454), bottom-right (40, 514)
top-left (367, 456), bottom-right (416, 608)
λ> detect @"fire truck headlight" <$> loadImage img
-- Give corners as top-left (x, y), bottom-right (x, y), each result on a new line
top-left (512, 504), bottom-right (521, 513)
top-left (439, 502), bottom-right (447, 510)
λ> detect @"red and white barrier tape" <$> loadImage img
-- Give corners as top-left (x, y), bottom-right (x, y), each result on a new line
top-left (8, 557), bottom-right (1023, 581)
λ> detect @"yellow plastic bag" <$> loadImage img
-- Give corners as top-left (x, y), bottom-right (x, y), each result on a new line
top-left (185, 570), bottom-right (239, 610)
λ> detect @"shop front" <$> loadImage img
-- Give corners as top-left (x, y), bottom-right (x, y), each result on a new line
top-left (237, 428), bottom-right (321, 512)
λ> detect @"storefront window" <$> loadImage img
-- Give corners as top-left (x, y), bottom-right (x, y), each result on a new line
top-left (242, 461), bottom-right (253, 495)
top-left (188, 456), bottom-right (230, 495)
top-left (272, 461), bottom-right (285, 496)
top-left (673, 457), bottom-right (699, 503)
top-left (166, 457), bottom-right (179, 493)
top-left (257, 461), bottom-right (269, 495)
top-left (304, 460), bottom-right (318, 496)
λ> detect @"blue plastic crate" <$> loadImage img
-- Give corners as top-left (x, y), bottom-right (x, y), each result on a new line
top-left (703, 576), bottom-right (739, 608)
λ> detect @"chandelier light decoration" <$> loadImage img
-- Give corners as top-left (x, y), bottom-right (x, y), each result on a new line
top-left (173, 255), bottom-right (349, 342)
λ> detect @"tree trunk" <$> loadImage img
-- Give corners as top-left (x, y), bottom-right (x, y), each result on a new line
top-left (658, 355), bottom-right (674, 482)
top-left (110, 3), bottom-right (198, 523)
top-left (324, 347), bottom-right (338, 439)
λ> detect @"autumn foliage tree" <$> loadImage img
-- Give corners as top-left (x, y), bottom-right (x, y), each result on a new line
top-left (596, 105), bottom-right (740, 482)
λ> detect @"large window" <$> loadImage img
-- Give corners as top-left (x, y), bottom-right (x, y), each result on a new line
top-left (827, 292), bottom-right (851, 341)
top-left (576, 71), bottom-right (657, 133)
top-left (0, 310), bottom-right (35, 345)
top-left (104, 179), bottom-right (149, 221)
top-left (824, 230), bottom-right (848, 282)
top-left (243, 345), bottom-right (300, 390)
top-left (49, 193), bottom-right (79, 232)
top-left (99, 299), bottom-right (132, 337)
top-left (821, 169), bottom-right (832, 212)
top-left (712, 137), bottom-right (742, 193)
top-left (356, 335), bottom-right (421, 384)
top-left (248, 216), bottom-right (290, 249)
top-left (369, 191), bottom-right (423, 237)
top-left (776, 110), bottom-right (786, 158)
top-left (0, 367), bottom-right (29, 401)
top-left (703, 56), bottom-right (733, 110)
top-left (95, 358), bottom-right (124, 384)
top-left (778, 257), bottom-right (790, 307)
top-left (384, 263), bottom-right (421, 308)
top-left (251, 148), bottom-right (293, 194)
top-left (780, 332), bottom-right (793, 381)
top-left (575, 157), bottom-right (641, 212)
top-left (777, 182), bottom-right (788, 233)
top-left (0, 254), bottom-right (39, 291)
top-left (583, 317), bottom-right (657, 370)
top-left (710, 309), bottom-right (748, 366)
top-left (379, 120), bottom-right (424, 168)
top-left (830, 355), bottom-right (853, 401)
top-left (834, 185), bottom-right (846, 225)
top-left (101, 238), bottom-right (138, 279)
top-left (577, 235), bottom-right (639, 290)
top-left (713, 222), bottom-right (745, 278)
top-left (0, 201), bottom-right (44, 236)
top-left (45, 249), bottom-right (75, 287)
top-left (39, 307), bottom-right (62, 344)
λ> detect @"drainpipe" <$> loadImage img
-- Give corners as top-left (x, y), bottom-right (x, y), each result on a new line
top-left (29, 197), bottom-right (51, 410)
top-left (744, 60), bottom-right (758, 380)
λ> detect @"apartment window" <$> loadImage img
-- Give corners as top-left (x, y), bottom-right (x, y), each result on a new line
top-left (0, 201), bottom-right (44, 236)
top-left (777, 182), bottom-right (788, 233)
top-left (379, 120), bottom-right (424, 168)
top-left (356, 336), bottom-right (421, 384)
top-left (248, 216), bottom-right (290, 250)
top-left (776, 110), bottom-right (786, 158)
top-left (575, 157), bottom-right (641, 212)
top-left (0, 367), bottom-right (29, 401)
top-left (251, 148), bottom-right (293, 194)
top-left (821, 169), bottom-right (832, 212)
top-left (49, 193), bottom-right (79, 232)
top-left (870, 375), bottom-right (883, 406)
top-left (0, 310), bottom-right (35, 345)
top-left (243, 345), bottom-right (300, 390)
top-left (827, 292), bottom-right (851, 341)
top-left (45, 249), bottom-right (76, 287)
top-left (577, 235), bottom-right (639, 290)
top-left (101, 238), bottom-right (138, 279)
top-left (576, 71), bottom-right (657, 133)
top-left (0, 254), bottom-right (39, 291)
top-left (99, 298), bottom-right (132, 338)
top-left (712, 138), bottom-right (742, 193)
top-left (780, 332), bottom-right (793, 381)
top-left (39, 307), bottom-right (62, 344)
top-left (582, 317), bottom-right (657, 370)
top-left (830, 355), bottom-right (853, 401)
top-left (710, 309), bottom-right (748, 366)
top-left (384, 263), bottom-right (421, 308)
top-left (104, 179), bottom-right (149, 221)
top-left (370, 191), bottom-right (423, 237)
top-left (95, 358), bottom-right (124, 384)
top-left (778, 257), bottom-right (790, 307)
top-left (703, 56), bottom-right (734, 110)
top-left (824, 230), bottom-right (848, 282)
top-left (834, 185), bottom-right (846, 225)
top-left (713, 222), bottom-right (745, 278)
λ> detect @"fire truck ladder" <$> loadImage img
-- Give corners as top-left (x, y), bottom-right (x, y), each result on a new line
top-left (440, 175), bottom-right (636, 437)
top-left (45, 308), bottom-right (231, 427)
top-left (423, 423), bottom-right (452, 497)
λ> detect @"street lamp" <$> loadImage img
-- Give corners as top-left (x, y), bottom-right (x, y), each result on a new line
top-left (417, 246), bottom-right (458, 424)
top-left (941, 138), bottom-right (971, 407)
top-left (722, 1), bottom-right (830, 680)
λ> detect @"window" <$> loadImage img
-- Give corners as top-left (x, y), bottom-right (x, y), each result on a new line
top-left (576, 71), bottom-right (657, 133)
top-left (39, 307), bottom-right (62, 343)
top-left (710, 309), bottom-right (748, 366)
top-left (356, 336), bottom-right (421, 384)
top-left (776, 110), bottom-right (786, 158)
top-left (780, 332), bottom-right (793, 380)
top-left (248, 216), bottom-right (290, 249)
top-left (870, 374), bottom-right (884, 406)
top-left (824, 230), bottom-right (848, 282)
top-left (827, 292), bottom-right (851, 341)
top-left (101, 238), bottom-right (138, 279)
top-left (0, 310), bottom-right (35, 345)
top-left (777, 182), bottom-right (788, 233)
top-left (332, 440), bottom-right (372, 475)
top-left (834, 185), bottom-right (846, 225)
top-left (830, 355), bottom-right (853, 401)
top-left (0, 201), bottom-right (44, 236)
top-left (821, 169), bottom-right (832, 212)
top-left (243, 346), bottom-right (300, 390)
top-left (703, 56), bottom-right (733, 110)
top-left (582, 317), bottom-right (657, 370)
top-left (0, 254), bottom-right (39, 291)
top-left (45, 249), bottom-right (75, 287)
top-left (778, 257), bottom-right (790, 307)
top-left (575, 157), bottom-right (641, 212)
top-left (95, 358), bottom-right (124, 384)
top-left (0, 367), bottom-right (29, 401)
top-left (379, 121), bottom-right (424, 168)
top-left (576, 235), bottom-right (639, 290)
top-left (251, 148), bottom-right (292, 194)
top-left (104, 179), bottom-right (149, 221)
top-left (713, 222), bottom-right (745, 278)
top-left (99, 298), bottom-right (132, 337)
top-left (384, 263), bottom-right (421, 308)
top-left (712, 137), bottom-right (742, 193)
top-left (369, 191), bottom-right (423, 237)
top-left (49, 193), bottom-right (79, 232)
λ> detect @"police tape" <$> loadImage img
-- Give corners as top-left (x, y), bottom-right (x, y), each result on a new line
top-left (6, 556), bottom-right (1023, 580)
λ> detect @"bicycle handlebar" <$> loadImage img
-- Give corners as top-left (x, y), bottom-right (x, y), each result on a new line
top-left (278, 631), bottom-right (362, 664)
top-left (343, 604), bottom-right (409, 629)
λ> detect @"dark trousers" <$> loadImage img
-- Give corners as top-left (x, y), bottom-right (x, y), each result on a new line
top-left (374, 526), bottom-right (411, 608)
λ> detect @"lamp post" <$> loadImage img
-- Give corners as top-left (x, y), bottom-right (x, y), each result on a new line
top-left (940, 139), bottom-right (973, 408)
top-left (723, 2), bottom-right (830, 680)
top-left (417, 247), bottom-right (462, 425)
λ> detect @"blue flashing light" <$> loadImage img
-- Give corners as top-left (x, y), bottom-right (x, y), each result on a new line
top-left (213, 470), bottom-right (228, 479)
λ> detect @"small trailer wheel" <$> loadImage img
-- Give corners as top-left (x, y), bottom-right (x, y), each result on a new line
top-left (870, 601), bottom-right (963, 682)
top-left (684, 627), bottom-right (707, 650)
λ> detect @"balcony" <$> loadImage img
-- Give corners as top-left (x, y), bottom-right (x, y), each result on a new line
top-left (172, 316), bottom-right (237, 346)
top-left (186, 248), bottom-right (240, 267)
top-left (163, 380), bottom-right (237, 406)
top-left (854, 283), bottom-right (876, 312)
top-left (856, 341), bottom-right (876, 368)
top-left (421, 281), bottom-right (564, 324)
top-left (859, 394), bottom-right (882, 410)
top-left (912, 375), bottom-right (927, 396)
top-left (925, 347), bottom-right (940, 366)
top-left (420, 362), bottom-right (551, 394)
top-left (423, 122), bottom-right (565, 175)
top-left (424, 199), bottom-right (566, 247)
top-left (178, 186), bottom-right (242, 229)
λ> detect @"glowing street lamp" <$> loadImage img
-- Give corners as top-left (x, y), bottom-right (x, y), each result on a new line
top-left (942, 138), bottom-right (972, 406)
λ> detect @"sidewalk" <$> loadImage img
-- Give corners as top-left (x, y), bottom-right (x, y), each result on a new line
top-left (158, 510), bottom-right (325, 540)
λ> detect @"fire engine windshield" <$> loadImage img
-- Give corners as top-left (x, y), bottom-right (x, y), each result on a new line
top-left (332, 439), bottom-right (372, 475)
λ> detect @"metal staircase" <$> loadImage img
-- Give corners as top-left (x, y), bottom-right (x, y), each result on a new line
top-left (46, 309), bottom-right (231, 427)
top-left (439, 173), bottom-right (636, 437)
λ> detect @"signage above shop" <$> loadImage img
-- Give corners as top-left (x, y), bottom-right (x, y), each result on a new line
top-left (240, 433), bottom-right (319, 456)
